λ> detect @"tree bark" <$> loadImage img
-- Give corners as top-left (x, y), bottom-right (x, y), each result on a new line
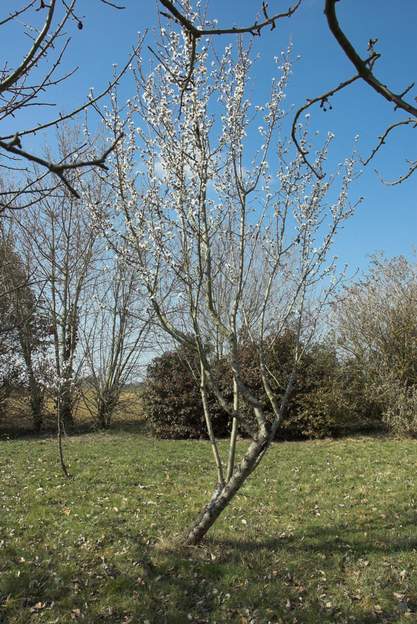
top-left (59, 386), bottom-right (75, 431)
top-left (181, 433), bottom-right (269, 545)
top-left (96, 389), bottom-right (119, 429)
top-left (29, 379), bottom-right (43, 433)
top-left (97, 401), bottom-right (112, 429)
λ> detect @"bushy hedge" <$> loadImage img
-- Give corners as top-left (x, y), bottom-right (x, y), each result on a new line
top-left (142, 332), bottom-right (378, 440)
top-left (142, 256), bottom-right (417, 440)
top-left (222, 335), bottom-right (375, 439)
top-left (142, 343), bottom-right (229, 439)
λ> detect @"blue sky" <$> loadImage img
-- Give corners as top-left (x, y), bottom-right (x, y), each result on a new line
top-left (3, 0), bottom-right (416, 274)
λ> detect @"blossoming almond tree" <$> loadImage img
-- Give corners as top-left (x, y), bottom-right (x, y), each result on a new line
top-left (158, 0), bottom-right (417, 184)
top-left (92, 23), bottom-right (359, 544)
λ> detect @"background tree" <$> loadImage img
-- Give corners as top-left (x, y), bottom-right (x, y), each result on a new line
top-left (80, 254), bottom-right (152, 429)
top-left (335, 254), bottom-right (417, 435)
top-left (14, 152), bottom-right (101, 430)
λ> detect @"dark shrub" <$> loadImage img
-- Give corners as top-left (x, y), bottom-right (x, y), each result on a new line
top-left (143, 330), bottom-right (382, 440)
top-left (142, 343), bottom-right (229, 439)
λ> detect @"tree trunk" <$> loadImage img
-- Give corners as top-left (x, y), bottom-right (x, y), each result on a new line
top-left (30, 381), bottom-right (43, 433)
top-left (96, 391), bottom-right (117, 429)
top-left (181, 433), bottom-right (269, 545)
top-left (97, 402), bottom-right (112, 429)
top-left (59, 387), bottom-right (75, 431)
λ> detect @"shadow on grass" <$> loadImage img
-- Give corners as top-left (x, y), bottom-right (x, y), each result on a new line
top-left (201, 513), bottom-right (417, 622)
top-left (2, 511), bottom-right (416, 623)
top-left (0, 419), bottom-right (149, 441)
top-left (211, 512), bottom-right (417, 557)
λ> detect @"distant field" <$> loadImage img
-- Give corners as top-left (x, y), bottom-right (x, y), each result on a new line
top-left (0, 433), bottom-right (416, 623)
top-left (0, 390), bottom-right (144, 434)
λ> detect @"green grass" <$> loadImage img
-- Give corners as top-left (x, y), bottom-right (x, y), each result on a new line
top-left (0, 432), bottom-right (416, 623)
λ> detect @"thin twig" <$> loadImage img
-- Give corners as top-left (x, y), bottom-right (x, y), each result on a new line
top-left (362, 118), bottom-right (417, 166)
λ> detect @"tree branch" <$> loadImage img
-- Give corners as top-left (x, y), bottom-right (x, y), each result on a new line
top-left (159, 0), bottom-right (302, 37)
top-left (291, 72), bottom-right (362, 177)
top-left (362, 118), bottom-right (417, 166)
top-left (0, 133), bottom-right (124, 199)
top-left (0, 0), bottom-right (58, 94)
top-left (324, 0), bottom-right (417, 118)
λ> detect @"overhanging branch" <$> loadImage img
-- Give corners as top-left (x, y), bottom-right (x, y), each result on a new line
top-left (324, 0), bottom-right (417, 118)
top-left (0, 133), bottom-right (124, 199)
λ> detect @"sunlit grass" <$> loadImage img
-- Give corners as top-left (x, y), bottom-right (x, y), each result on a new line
top-left (1, 433), bottom-right (416, 623)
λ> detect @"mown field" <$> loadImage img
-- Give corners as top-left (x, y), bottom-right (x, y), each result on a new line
top-left (0, 432), bottom-right (416, 624)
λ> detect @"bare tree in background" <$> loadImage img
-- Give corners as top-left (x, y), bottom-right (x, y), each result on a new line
top-left (80, 254), bottom-right (152, 429)
top-left (14, 143), bottom-right (101, 430)
top-left (0, 0), bottom-right (134, 213)
top-left (334, 254), bottom-right (417, 434)
top-left (93, 33), bottom-right (359, 544)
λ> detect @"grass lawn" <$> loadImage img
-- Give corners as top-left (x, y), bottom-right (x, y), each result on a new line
top-left (0, 432), bottom-right (416, 623)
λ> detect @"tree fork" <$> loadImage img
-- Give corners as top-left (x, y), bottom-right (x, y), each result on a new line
top-left (180, 433), bottom-right (269, 545)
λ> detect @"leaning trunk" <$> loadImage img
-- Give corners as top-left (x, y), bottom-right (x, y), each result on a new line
top-left (181, 433), bottom-right (269, 545)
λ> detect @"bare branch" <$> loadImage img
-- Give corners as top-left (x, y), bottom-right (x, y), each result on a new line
top-left (324, 0), bottom-right (417, 119)
top-left (0, 44), bottom-right (141, 142)
top-left (0, 1), bottom-right (36, 28)
top-left (362, 118), bottom-right (417, 166)
top-left (99, 0), bottom-right (126, 9)
top-left (0, 133), bottom-right (123, 199)
top-left (0, 0), bottom-right (58, 94)
top-left (159, 0), bottom-right (302, 37)
top-left (291, 72), bottom-right (361, 177)
top-left (380, 160), bottom-right (417, 186)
